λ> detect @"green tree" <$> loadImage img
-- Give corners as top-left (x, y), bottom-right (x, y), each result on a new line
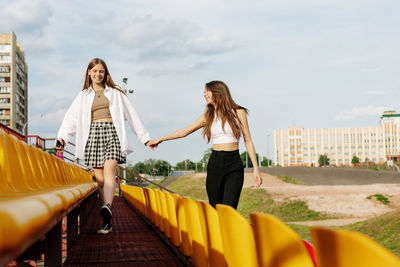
top-left (261, 157), bottom-right (272, 167)
top-left (127, 159), bottom-right (172, 177)
top-left (132, 161), bottom-right (147, 174)
top-left (175, 159), bottom-right (196, 170)
top-left (318, 154), bottom-right (330, 167)
top-left (240, 152), bottom-right (260, 168)
top-left (199, 148), bottom-right (212, 171)
top-left (143, 159), bottom-right (172, 176)
top-left (351, 155), bottom-right (360, 165)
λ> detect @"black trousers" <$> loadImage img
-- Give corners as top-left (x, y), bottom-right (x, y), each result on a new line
top-left (206, 150), bottom-right (244, 209)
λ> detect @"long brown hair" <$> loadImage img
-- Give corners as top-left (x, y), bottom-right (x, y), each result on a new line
top-left (82, 58), bottom-right (124, 93)
top-left (202, 80), bottom-right (248, 143)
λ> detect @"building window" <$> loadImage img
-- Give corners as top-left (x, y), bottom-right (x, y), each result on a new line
top-left (0, 66), bottom-right (10, 73)
top-left (0, 87), bottom-right (10, 93)
top-left (0, 98), bottom-right (10, 103)
top-left (0, 119), bottom-right (10, 126)
top-left (0, 45), bottom-right (11, 52)
top-left (0, 76), bottom-right (10, 83)
top-left (0, 55), bottom-right (11, 62)
top-left (0, 109), bottom-right (10, 115)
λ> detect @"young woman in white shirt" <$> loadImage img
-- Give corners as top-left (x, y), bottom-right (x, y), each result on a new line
top-left (57, 58), bottom-right (151, 234)
top-left (148, 80), bottom-right (262, 209)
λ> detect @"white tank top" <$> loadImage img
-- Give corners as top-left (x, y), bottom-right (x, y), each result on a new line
top-left (211, 116), bottom-right (240, 144)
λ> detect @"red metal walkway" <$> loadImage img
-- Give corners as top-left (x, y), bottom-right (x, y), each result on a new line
top-left (63, 197), bottom-right (185, 267)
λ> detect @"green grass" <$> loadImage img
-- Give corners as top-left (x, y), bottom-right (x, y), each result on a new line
top-left (340, 211), bottom-right (400, 256)
top-left (288, 211), bottom-right (400, 257)
top-left (147, 176), bottom-right (169, 189)
top-left (367, 194), bottom-right (390, 205)
top-left (167, 175), bottom-right (333, 222)
top-left (277, 175), bottom-right (306, 185)
top-left (166, 176), bottom-right (208, 201)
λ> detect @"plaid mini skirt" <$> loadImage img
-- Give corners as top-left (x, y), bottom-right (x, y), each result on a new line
top-left (84, 122), bottom-right (126, 167)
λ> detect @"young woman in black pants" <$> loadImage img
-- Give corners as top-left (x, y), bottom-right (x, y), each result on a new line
top-left (148, 81), bottom-right (262, 209)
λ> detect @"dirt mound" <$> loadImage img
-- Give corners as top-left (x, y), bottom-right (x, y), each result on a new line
top-left (244, 172), bottom-right (400, 226)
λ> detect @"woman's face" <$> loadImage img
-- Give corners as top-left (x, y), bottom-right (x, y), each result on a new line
top-left (88, 63), bottom-right (106, 85)
top-left (204, 88), bottom-right (213, 104)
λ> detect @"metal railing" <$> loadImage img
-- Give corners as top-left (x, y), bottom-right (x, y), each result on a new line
top-left (116, 165), bottom-right (174, 194)
top-left (41, 137), bottom-right (78, 163)
top-left (0, 122), bottom-right (24, 141)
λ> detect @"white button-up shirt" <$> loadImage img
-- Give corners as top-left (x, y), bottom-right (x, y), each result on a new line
top-left (57, 86), bottom-right (150, 160)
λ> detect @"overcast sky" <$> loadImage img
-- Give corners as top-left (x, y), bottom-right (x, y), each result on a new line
top-left (2, 0), bottom-right (400, 165)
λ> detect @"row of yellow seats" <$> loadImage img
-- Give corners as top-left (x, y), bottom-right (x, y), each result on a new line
top-left (0, 129), bottom-right (97, 256)
top-left (121, 184), bottom-right (400, 267)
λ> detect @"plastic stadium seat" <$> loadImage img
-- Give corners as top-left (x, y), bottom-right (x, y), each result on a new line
top-left (216, 204), bottom-right (258, 267)
top-left (197, 201), bottom-right (227, 267)
top-left (165, 192), bottom-right (180, 246)
top-left (250, 213), bottom-right (315, 267)
top-left (154, 189), bottom-right (168, 234)
top-left (311, 226), bottom-right (400, 267)
top-left (0, 129), bottom-right (97, 257)
top-left (159, 191), bottom-right (171, 238)
top-left (0, 198), bottom-right (52, 253)
top-left (176, 197), bottom-right (191, 256)
top-left (183, 197), bottom-right (207, 267)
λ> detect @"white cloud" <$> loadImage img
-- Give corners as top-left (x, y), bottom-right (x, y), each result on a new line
top-left (363, 90), bottom-right (388, 96)
top-left (115, 15), bottom-right (235, 61)
top-left (335, 106), bottom-right (391, 121)
top-left (360, 66), bottom-right (386, 73)
top-left (187, 32), bottom-right (235, 55)
top-left (0, 0), bottom-right (52, 34)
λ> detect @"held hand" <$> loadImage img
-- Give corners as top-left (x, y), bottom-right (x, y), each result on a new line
top-left (253, 170), bottom-right (263, 188)
top-left (146, 139), bottom-right (162, 150)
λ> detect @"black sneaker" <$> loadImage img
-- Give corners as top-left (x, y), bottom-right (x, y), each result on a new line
top-left (97, 223), bottom-right (112, 235)
top-left (100, 203), bottom-right (112, 223)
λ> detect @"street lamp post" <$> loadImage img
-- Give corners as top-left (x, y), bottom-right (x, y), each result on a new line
top-left (266, 133), bottom-right (270, 167)
top-left (122, 77), bottom-right (134, 179)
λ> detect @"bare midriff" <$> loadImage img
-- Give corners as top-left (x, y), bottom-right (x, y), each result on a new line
top-left (213, 142), bottom-right (239, 151)
top-left (92, 118), bottom-right (113, 122)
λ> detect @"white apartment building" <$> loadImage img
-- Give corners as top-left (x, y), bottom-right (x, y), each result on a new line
top-left (274, 111), bottom-right (400, 167)
top-left (0, 31), bottom-right (28, 135)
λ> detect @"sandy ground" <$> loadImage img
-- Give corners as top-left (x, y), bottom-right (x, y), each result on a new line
top-left (243, 172), bottom-right (400, 226)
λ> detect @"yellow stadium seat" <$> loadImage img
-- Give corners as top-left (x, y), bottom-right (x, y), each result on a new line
top-left (183, 197), bottom-right (207, 267)
top-left (216, 204), bottom-right (258, 267)
top-left (165, 192), bottom-right (180, 246)
top-left (250, 213), bottom-right (315, 267)
top-left (142, 187), bottom-right (152, 220)
top-left (197, 201), bottom-right (227, 267)
top-left (160, 191), bottom-right (172, 238)
top-left (176, 197), bottom-right (191, 256)
top-left (311, 226), bottom-right (400, 267)
top-left (0, 198), bottom-right (52, 254)
top-left (0, 129), bottom-right (97, 260)
top-left (148, 188), bottom-right (159, 226)
top-left (154, 190), bottom-right (167, 233)
top-left (154, 189), bottom-right (164, 230)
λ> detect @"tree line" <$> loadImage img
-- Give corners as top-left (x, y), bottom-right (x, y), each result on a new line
top-left (126, 148), bottom-right (273, 177)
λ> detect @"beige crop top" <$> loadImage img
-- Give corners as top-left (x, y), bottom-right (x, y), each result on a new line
top-left (91, 89), bottom-right (112, 121)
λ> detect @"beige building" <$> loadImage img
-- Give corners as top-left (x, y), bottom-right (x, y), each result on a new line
top-left (0, 31), bottom-right (28, 134)
top-left (274, 111), bottom-right (400, 167)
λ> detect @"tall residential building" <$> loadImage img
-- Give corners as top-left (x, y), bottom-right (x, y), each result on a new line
top-left (0, 31), bottom-right (28, 135)
top-left (274, 111), bottom-right (400, 167)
